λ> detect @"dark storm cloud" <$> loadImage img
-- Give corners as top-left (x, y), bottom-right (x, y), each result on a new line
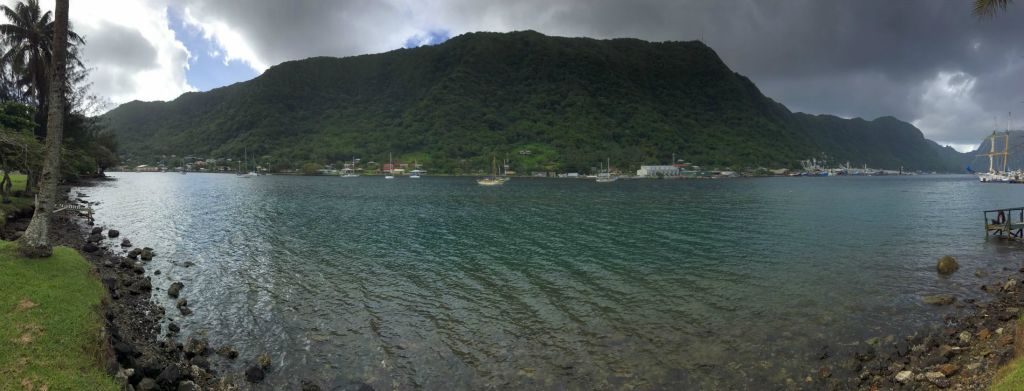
top-left (176, 0), bottom-right (1024, 148)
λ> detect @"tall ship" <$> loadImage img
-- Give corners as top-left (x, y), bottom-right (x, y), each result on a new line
top-left (977, 130), bottom-right (1020, 183)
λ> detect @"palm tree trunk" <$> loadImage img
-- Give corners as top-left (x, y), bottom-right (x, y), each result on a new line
top-left (23, 170), bottom-right (35, 196)
top-left (18, 0), bottom-right (69, 258)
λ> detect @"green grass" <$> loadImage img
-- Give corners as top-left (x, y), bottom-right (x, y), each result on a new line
top-left (0, 240), bottom-right (118, 391)
top-left (991, 313), bottom-right (1024, 391)
top-left (992, 357), bottom-right (1024, 391)
top-left (0, 173), bottom-right (32, 226)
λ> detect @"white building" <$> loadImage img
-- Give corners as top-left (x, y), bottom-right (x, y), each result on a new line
top-left (636, 165), bottom-right (681, 177)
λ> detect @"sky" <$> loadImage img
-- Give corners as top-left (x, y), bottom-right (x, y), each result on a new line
top-left (9, 0), bottom-right (1024, 151)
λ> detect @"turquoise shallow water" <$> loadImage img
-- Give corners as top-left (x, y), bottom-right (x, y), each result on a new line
top-left (79, 173), bottom-right (1024, 389)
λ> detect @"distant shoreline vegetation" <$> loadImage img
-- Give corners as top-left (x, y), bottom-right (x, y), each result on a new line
top-left (103, 31), bottom-right (967, 175)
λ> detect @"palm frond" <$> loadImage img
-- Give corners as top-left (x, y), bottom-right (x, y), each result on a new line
top-left (973, 0), bottom-right (1013, 17)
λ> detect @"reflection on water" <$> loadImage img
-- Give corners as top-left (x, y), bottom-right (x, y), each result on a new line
top-left (79, 173), bottom-right (1024, 389)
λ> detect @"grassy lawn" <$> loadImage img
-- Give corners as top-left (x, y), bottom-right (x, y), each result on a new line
top-left (992, 357), bottom-right (1024, 391)
top-left (0, 173), bottom-right (32, 226)
top-left (991, 315), bottom-right (1024, 391)
top-left (0, 240), bottom-right (117, 390)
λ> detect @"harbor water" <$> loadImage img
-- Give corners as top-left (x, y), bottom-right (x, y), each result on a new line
top-left (78, 173), bottom-right (1024, 389)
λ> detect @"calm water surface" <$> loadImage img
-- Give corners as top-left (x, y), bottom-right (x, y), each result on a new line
top-left (78, 173), bottom-right (1024, 389)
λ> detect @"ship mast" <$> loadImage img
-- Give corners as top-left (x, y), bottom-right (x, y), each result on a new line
top-left (1003, 130), bottom-right (1010, 173)
top-left (988, 131), bottom-right (997, 174)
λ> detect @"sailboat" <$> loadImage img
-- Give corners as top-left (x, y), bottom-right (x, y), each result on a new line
top-left (409, 159), bottom-right (422, 179)
top-left (499, 158), bottom-right (510, 183)
top-left (477, 156), bottom-right (505, 186)
top-left (385, 153), bottom-right (395, 179)
top-left (342, 156), bottom-right (359, 177)
top-left (237, 148), bottom-right (258, 178)
top-left (596, 158), bottom-right (618, 182)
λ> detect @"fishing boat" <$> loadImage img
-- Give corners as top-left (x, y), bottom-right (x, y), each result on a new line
top-left (385, 153), bottom-right (395, 179)
top-left (596, 158), bottom-right (618, 183)
top-left (477, 156), bottom-right (505, 186)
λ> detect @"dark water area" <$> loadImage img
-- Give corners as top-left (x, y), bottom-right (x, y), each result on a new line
top-left (77, 173), bottom-right (1024, 389)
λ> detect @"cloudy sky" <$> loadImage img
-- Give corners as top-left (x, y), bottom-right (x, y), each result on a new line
top-left (12, 0), bottom-right (1024, 150)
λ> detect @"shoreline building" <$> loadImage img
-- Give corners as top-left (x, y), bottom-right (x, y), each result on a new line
top-left (637, 165), bottom-right (681, 177)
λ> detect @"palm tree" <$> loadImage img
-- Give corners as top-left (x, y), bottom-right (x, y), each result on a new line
top-left (0, 0), bottom-right (82, 111)
top-left (0, 0), bottom-right (82, 195)
top-left (18, 0), bottom-right (68, 258)
top-left (973, 0), bottom-right (1013, 17)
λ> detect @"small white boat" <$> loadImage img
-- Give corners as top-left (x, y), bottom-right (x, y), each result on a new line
top-left (385, 152), bottom-right (395, 179)
top-left (410, 160), bottom-right (423, 178)
top-left (341, 156), bottom-right (359, 177)
top-left (237, 148), bottom-right (258, 178)
top-left (478, 156), bottom-right (506, 186)
top-left (595, 158), bottom-right (618, 182)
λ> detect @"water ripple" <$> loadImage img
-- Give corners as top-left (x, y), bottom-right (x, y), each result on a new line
top-left (77, 173), bottom-right (1024, 389)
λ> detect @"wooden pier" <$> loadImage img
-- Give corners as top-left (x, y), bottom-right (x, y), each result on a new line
top-left (984, 207), bottom-right (1024, 239)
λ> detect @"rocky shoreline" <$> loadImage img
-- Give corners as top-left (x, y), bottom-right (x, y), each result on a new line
top-left (800, 258), bottom-right (1024, 390)
top-left (0, 184), bottom-right (300, 391)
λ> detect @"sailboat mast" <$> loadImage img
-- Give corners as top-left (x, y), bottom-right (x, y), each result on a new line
top-left (1004, 130), bottom-right (1010, 173)
top-left (990, 131), bottom-right (997, 174)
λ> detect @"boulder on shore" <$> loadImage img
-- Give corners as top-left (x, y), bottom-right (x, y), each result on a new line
top-left (937, 256), bottom-right (959, 275)
top-left (82, 243), bottom-right (99, 253)
top-left (245, 365), bottom-right (265, 383)
top-left (183, 336), bottom-right (208, 357)
top-left (216, 345), bottom-right (239, 359)
top-left (1003, 278), bottom-right (1018, 292)
top-left (107, 229), bottom-right (120, 238)
top-left (922, 294), bottom-right (956, 306)
top-left (167, 282), bottom-right (184, 298)
top-left (895, 370), bottom-right (913, 384)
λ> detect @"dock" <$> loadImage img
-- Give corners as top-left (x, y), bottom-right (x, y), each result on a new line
top-left (984, 207), bottom-right (1024, 239)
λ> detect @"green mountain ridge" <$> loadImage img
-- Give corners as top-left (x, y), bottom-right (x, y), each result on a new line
top-left (102, 30), bottom-right (968, 173)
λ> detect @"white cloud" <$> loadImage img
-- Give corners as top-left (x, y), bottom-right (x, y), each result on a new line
top-left (66, 0), bottom-right (193, 105)
top-left (911, 71), bottom-right (989, 150)
top-left (182, 6), bottom-right (268, 71)
top-left (0, 0), bottom-right (196, 109)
